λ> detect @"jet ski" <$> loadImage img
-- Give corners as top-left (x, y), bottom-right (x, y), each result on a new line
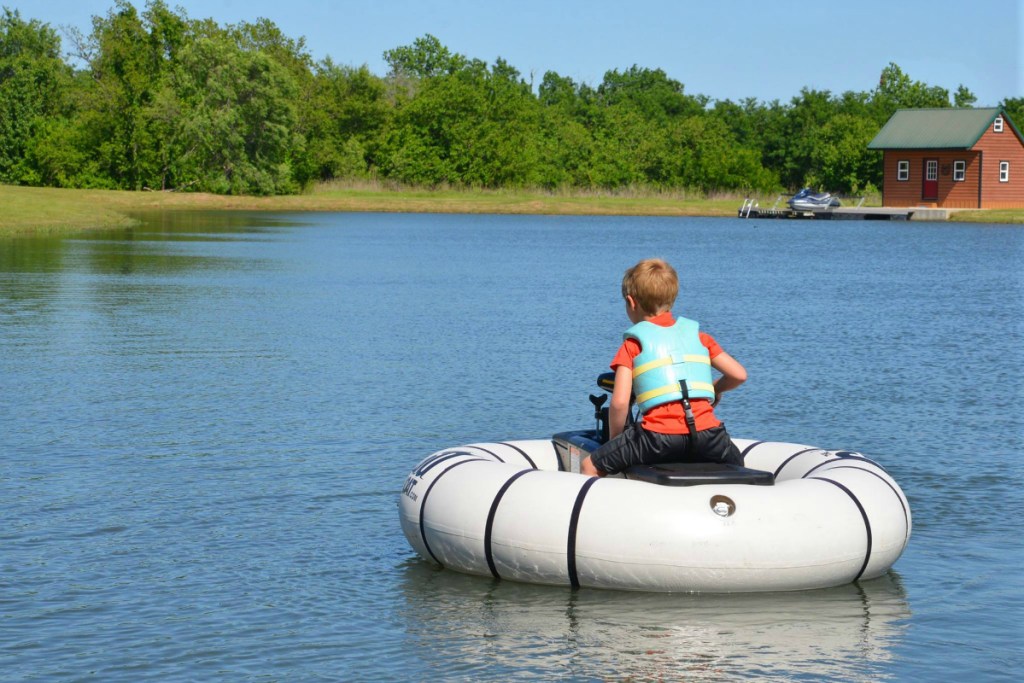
top-left (788, 188), bottom-right (840, 211)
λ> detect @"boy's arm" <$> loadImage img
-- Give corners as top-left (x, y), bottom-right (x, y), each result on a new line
top-left (607, 364), bottom-right (634, 439)
top-left (710, 351), bottom-right (747, 405)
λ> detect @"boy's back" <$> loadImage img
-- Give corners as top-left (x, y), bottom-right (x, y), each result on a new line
top-left (580, 258), bottom-right (747, 477)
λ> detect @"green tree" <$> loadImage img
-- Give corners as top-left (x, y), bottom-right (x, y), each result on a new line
top-left (383, 33), bottom-right (465, 79)
top-left (538, 71), bottom-right (580, 108)
top-left (170, 34), bottom-right (300, 194)
top-left (710, 98), bottom-right (760, 148)
top-left (229, 16), bottom-right (315, 185)
top-left (81, 0), bottom-right (160, 189)
top-left (806, 113), bottom-right (881, 193)
top-left (710, 97), bottom-right (797, 191)
top-left (667, 115), bottom-right (776, 192)
top-left (0, 8), bottom-right (70, 184)
top-left (597, 65), bottom-right (707, 122)
top-left (57, 0), bottom-right (195, 190)
top-left (23, 113), bottom-right (95, 187)
top-left (535, 70), bottom-right (604, 187)
top-left (1001, 97), bottom-right (1024, 131)
top-left (379, 52), bottom-right (542, 187)
top-left (588, 106), bottom-right (661, 187)
top-left (137, 0), bottom-right (190, 190)
top-left (953, 85), bottom-right (977, 108)
top-left (534, 106), bottom-right (594, 187)
top-left (873, 62), bottom-right (950, 117)
top-left (304, 60), bottom-right (389, 181)
top-left (761, 88), bottom-right (836, 188)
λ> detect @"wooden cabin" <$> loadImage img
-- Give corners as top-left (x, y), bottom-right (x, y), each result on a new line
top-left (868, 108), bottom-right (1024, 209)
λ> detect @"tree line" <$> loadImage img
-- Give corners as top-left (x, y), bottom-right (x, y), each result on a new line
top-left (2, 1), bottom-right (1022, 196)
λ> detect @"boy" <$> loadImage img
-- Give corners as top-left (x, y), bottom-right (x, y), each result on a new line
top-left (581, 258), bottom-right (747, 477)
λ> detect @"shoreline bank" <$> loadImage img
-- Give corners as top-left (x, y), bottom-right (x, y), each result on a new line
top-left (1, 184), bottom-right (1020, 236)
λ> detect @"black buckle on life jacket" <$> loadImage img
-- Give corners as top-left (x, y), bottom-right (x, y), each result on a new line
top-left (678, 380), bottom-right (698, 436)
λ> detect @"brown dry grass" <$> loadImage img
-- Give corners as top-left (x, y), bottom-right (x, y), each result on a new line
top-left (1, 183), bottom-right (1020, 236)
top-left (0, 183), bottom-right (743, 236)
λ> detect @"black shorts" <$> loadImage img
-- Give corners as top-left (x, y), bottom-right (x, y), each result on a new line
top-left (590, 422), bottom-right (744, 475)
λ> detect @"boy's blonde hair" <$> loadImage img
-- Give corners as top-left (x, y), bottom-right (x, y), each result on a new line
top-left (622, 258), bottom-right (678, 316)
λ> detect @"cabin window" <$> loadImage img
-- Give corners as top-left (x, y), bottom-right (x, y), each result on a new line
top-left (994, 116), bottom-right (1004, 133)
top-left (999, 161), bottom-right (1010, 182)
top-left (897, 160), bottom-right (910, 181)
top-left (953, 160), bottom-right (966, 182)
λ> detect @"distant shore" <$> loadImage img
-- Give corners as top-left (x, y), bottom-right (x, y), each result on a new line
top-left (1, 183), bottom-right (1020, 236)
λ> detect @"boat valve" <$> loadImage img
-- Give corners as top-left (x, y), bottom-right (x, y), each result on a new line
top-left (710, 495), bottom-right (736, 517)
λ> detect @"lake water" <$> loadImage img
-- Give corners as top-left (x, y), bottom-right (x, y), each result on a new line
top-left (2, 211), bottom-right (1022, 681)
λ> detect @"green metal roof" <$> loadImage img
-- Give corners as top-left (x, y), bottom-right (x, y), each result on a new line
top-left (867, 108), bottom-right (1005, 150)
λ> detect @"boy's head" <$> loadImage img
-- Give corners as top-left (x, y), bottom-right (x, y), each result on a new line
top-left (621, 258), bottom-right (678, 317)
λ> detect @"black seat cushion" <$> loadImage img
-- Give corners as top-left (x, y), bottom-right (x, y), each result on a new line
top-left (624, 462), bottom-right (775, 487)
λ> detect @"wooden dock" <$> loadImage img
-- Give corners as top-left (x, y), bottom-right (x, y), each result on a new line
top-left (738, 207), bottom-right (913, 220)
top-left (737, 198), bottom-right (948, 221)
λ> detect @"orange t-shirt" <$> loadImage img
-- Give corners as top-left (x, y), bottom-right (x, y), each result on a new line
top-left (611, 311), bottom-right (722, 435)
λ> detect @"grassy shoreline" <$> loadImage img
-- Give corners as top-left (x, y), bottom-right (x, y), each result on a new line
top-left (1, 183), bottom-right (1020, 236)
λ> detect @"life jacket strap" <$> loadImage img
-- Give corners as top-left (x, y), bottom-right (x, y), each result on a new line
top-left (633, 354), bottom-right (710, 380)
top-left (678, 380), bottom-right (698, 436)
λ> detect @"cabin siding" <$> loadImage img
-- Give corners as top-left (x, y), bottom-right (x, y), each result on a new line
top-left (973, 125), bottom-right (1024, 208)
top-left (881, 150), bottom-right (982, 208)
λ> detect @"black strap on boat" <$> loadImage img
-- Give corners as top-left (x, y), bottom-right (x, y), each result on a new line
top-left (809, 476), bottom-right (873, 582)
top-left (484, 469), bottom-right (535, 579)
top-left (774, 447), bottom-right (822, 478)
top-left (566, 476), bottom-right (599, 590)
top-left (497, 442), bottom-right (538, 469)
top-left (419, 458), bottom-right (487, 565)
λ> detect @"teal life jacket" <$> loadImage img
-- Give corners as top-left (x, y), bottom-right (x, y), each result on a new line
top-left (625, 317), bottom-right (716, 414)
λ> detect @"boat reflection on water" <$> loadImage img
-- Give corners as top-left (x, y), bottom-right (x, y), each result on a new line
top-left (398, 562), bottom-right (911, 680)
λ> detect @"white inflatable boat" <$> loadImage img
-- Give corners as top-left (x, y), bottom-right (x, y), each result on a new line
top-left (398, 376), bottom-right (911, 593)
top-left (399, 435), bottom-right (911, 593)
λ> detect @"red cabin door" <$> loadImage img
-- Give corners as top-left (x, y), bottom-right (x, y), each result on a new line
top-left (923, 159), bottom-right (939, 200)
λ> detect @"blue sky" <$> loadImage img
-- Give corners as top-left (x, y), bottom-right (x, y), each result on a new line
top-left (5, 0), bottom-right (1021, 106)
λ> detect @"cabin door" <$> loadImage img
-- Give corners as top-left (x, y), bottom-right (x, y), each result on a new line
top-left (922, 159), bottom-right (939, 201)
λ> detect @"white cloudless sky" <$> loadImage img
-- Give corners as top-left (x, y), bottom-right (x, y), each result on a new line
top-left (4, 0), bottom-right (1021, 106)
